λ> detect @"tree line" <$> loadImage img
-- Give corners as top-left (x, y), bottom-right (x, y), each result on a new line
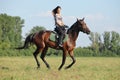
top-left (0, 13), bottom-right (120, 56)
top-left (72, 30), bottom-right (119, 57)
top-left (88, 31), bottom-right (120, 56)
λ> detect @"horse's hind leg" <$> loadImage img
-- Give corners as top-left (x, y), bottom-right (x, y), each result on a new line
top-left (65, 51), bottom-right (76, 69)
top-left (40, 47), bottom-right (50, 69)
top-left (58, 50), bottom-right (67, 70)
top-left (33, 48), bottom-right (41, 68)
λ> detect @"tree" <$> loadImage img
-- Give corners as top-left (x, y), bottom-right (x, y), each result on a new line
top-left (110, 31), bottom-right (120, 54)
top-left (103, 31), bottom-right (111, 50)
top-left (89, 32), bottom-right (102, 54)
top-left (103, 31), bottom-right (120, 55)
top-left (0, 13), bottom-right (24, 48)
top-left (26, 26), bottom-right (46, 36)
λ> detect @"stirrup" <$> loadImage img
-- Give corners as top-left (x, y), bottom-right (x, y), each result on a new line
top-left (59, 44), bottom-right (63, 47)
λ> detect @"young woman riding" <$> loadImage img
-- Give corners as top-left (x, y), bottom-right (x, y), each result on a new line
top-left (52, 6), bottom-right (68, 47)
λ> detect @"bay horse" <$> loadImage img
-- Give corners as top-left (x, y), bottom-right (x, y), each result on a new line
top-left (16, 18), bottom-right (90, 70)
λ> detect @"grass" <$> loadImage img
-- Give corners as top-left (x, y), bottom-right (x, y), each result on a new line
top-left (0, 56), bottom-right (120, 80)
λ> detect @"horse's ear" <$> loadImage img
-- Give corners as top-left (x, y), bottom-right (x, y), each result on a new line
top-left (82, 17), bottom-right (85, 21)
top-left (77, 18), bottom-right (79, 21)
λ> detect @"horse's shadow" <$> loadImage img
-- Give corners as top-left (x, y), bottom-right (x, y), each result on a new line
top-left (0, 65), bottom-right (9, 70)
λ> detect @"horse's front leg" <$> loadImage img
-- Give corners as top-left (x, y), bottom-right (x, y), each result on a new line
top-left (58, 50), bottom-right (67, 70)
top-left (65, 51), bottom-right (76, 69)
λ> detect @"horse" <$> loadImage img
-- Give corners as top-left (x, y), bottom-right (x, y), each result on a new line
top-left (16, 18), bottom-right (90, 70)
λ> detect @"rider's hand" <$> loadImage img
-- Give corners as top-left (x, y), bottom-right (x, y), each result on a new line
top-left (64, 25), bottom-right (69, 28)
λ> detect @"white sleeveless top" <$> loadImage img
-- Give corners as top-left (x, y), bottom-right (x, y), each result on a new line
top-left (54, 14), bottom-right (63, 26)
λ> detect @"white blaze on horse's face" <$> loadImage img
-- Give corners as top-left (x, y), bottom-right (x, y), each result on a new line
top-left (77, 18), bottom-right (90, 34)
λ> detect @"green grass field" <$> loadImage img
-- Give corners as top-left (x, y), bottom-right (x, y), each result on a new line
top-left (0, 57), bottom-right (120, 80)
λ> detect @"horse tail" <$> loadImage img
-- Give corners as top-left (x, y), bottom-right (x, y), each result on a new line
top-left (15, 33), bottom-right (35, 50)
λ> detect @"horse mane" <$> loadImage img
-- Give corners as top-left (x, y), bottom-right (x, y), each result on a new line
top-left (67, 21), bottom-right (79, 36)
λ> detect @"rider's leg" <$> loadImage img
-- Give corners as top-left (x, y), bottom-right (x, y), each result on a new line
top-left (55, 26), bottom-right (66, 47)
top-left (58, 33), bottom-right (64, 47)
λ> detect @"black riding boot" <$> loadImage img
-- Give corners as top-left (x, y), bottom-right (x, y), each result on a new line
top-left (58, 34), bottom-right (63, 47)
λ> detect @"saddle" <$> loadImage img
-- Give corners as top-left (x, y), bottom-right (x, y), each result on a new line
top-left (50, 31), bottom-right (68, 43)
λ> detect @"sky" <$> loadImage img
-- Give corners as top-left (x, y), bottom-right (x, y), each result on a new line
top-left (0, 0), bottom-right (120, 47)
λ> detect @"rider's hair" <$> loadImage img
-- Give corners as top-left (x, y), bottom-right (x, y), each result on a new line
top-left (52, 6), bottom-right (61, 15)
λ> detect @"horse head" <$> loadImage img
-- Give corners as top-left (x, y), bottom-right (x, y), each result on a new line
top-left (77, 18), bottom-right (90, 34)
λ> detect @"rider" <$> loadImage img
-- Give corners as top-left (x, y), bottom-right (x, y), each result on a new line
top-left (52, 6), bottom-right (68, 47)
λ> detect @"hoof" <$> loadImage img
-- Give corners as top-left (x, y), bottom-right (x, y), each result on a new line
top-left (47, 66), bottom-right (50, 69)
top-left (37, 66), bottom-right (40, 69)
top-left (58, 67), bottom-right (61, 71)
top-left (64, 66), bottom-right (70, 70)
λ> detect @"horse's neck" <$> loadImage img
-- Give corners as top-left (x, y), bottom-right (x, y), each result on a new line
top-left (68, 31), bottom-right (79, 42)
top-left (68, 22), bottom-right (80, 42)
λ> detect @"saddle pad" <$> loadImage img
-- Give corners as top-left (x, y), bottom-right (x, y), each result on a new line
top-left (50, 33), bottom-right (68, 42)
